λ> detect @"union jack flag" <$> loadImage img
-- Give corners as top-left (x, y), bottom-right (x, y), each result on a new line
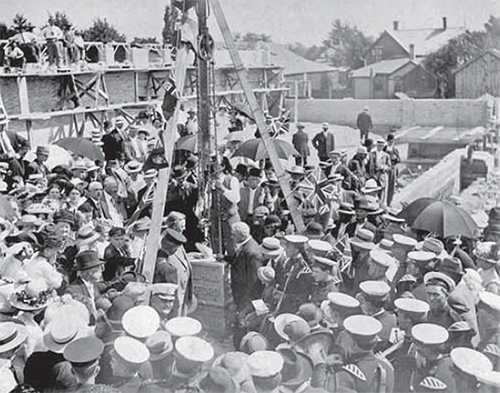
top-left (294, 167), bottom-right (338, 214)
top-left (334, 235), bottom-right (353, 274)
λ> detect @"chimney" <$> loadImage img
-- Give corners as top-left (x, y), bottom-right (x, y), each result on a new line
top-left (442, 17), bottom-right (447, 30)
top-left (393, 20), bottom-right (399, 31)
top-left (409, 44), bottom-right (415, 60)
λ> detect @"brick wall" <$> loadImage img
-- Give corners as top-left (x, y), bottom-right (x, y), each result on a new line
top-left (287, 99), bottom-right (488, 130)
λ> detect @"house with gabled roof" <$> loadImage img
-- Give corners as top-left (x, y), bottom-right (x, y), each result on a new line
top-left (351, 58), bottom-right (437, 99)
top-left (365, 18), bottom-right (465, 65)
top-left (455, 48), bottom-right (500, 98)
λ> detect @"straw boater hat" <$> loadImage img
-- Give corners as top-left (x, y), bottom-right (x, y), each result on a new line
top-left (240, 331), bottom-right (269, 354)
top-left (260, 237), bottom-right (284, 257)
top-left (43, 320), bottom-right (87, 353)
top-left (76, 226), bottom-right (101, 246)
top-left (0, 322), bottom-right (27, 354)
top-left (124, 160), bottom-right (142, 174)
top-left (349, 228), bottom-right (375, 251)
top-left (122, 306), bottom-right (160, 340)
top-left (257, 266), bottom-right (275, 284)
top-left (274, 314), bottom-right (309, 342)
top-left (362, 179), bottom-right (381, 194)
top-left (213, 351), bottom-right (251, 385)
top-left (308, 239), bottom-right (333, 256)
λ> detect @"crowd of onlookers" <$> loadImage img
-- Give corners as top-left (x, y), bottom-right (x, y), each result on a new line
top-left (0, 103), bottom-right (499, 393)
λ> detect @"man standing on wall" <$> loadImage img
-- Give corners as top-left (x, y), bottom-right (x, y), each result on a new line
top-left (292, 123), bottom-right (310, 166)
top-left (312, 122), bottom-right (335, 163)
top-left (357, 107), bottom-right (373, 144)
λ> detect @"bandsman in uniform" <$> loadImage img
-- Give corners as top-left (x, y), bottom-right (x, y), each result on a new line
top-left (278, 235), bottom-right (313, 313)
top-left (149, 283), bottom-right (178, 329)
top-left (423, 271), bottom-right (461, 329)
top-left (406, 250), bottom-right (436, 302)
top-left (450, 347), bottom-right (493, 393)
top-left (357, 280), bottom-right (396, 352)
top-left (477, 291), bottom-right (500, 351)
top-left (105, 336), bottom-right (151, 393)
top-left (63, 337), bottom-right (105, 389)
top-left (391, 298), bottom-right (430, 393)
top-left (310, 256), bottom-right (339, 307)
top-left (410, 323), bottom-right (456, 393)
top-left (336, 315), bottom-right (394, 393)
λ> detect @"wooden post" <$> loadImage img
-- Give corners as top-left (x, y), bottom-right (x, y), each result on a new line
top-left (141, 45), bottom-right (190, 283)
top-left (294, 80), bottom-right (299, 124)
top-left (210, 0), bottom-right (305, 232)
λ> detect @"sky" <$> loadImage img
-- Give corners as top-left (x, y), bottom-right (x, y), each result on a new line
top-left (1, 0), bottom-right (499, 46)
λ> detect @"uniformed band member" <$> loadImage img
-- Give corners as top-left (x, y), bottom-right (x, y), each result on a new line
top-left (150, 283), bottom-right (178, 328)
top-left (63, 337), bottom-right (105, 388)
top-left (310, 256), bottom-right (339, 306)
top-left (410, 323), bottom-right (456, 393)
top-left (450, 347), bottom-right (493, 392)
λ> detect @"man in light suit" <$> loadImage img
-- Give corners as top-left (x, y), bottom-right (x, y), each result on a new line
top-left (238, 167), bottom-right (265, 224)
top-left (154, 228), bottom-right (194, 317)
top-left (312, 122), bottom-right (335, 162)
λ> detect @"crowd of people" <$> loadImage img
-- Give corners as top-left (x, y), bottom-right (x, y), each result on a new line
top-left (0, 103), bottom-right (498, 393)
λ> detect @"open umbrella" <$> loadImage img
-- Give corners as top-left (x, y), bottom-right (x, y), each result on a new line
top-left (54, 138), bottom-right (105, 162)
top-left (412, 200), bottom-right (478, 239)
top-left (398, 197), bottom-right (436, 226)
top-left (25, 145), bottom-right (73, 170)
top-left (232, 138), bottom-right (299, 161)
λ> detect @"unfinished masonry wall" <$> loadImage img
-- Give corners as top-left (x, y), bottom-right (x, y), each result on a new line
top-left (287, 99), bottom-right (488, 130)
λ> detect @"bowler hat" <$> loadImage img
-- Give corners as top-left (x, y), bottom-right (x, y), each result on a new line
top-left (274, 313), bottom-right (308, 342)
top-left (240, 331), bottom-right (268, 354)
top-left (260, 237), bottom-right (283, 257)
top-left (75, 250), bottom-right (104, 271)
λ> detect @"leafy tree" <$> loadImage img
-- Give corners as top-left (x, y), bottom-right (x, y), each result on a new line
top-left (82, 18), bottom-right (126, 43)
top-left (234, 31), bottom-right (272, 49)
top-left (162, 5), bottom-right (180, 46)
top-left (323, 19), bottom-right (373, 69)
top-left (47, 12), bottom-right (73, 32)
top-left (424, 30), bottom-right (487, 97)
top-left (484, 15), bottom-right (500, 49)
top-left (287, 42), bottom-right (325, 61)
top-left (10, 14), bottom-right (34, 34)
top-left (131, 37), bottom-right (159, 46)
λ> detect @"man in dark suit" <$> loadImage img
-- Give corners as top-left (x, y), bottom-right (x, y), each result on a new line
top-left (103, 227), bottom-right (134, 282)
top-left (230, 221), bottom-right (263, 347)
top-left (292, 123), bottom-right (310, 166)
top-left (25, 145), bottom-right (50, 179)
top-left (65, 250), bottom-right (108, 323)
top-left (238, 167), bottom-right (265, 224)
top-left (312, 122), bottom-right (335, 162)
top-left (357, 106), bottom-right (373, 144)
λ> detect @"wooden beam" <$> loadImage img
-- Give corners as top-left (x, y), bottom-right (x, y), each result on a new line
top-left (141, 45), bottom-right (190, 284)
top-left (211, 0), bottom-right (305, 232)
top-left (17, 76), bottom-right (30, 116)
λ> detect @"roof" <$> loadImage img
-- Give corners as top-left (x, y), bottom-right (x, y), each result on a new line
top-left (268, 43), bottom-right (337, 75)
top-left (351, 58), bottom-right (416, 78)
top-left (454, 48), bottom-right (500, 74)
top-left (214, 42), bottom-right (337, 76)
top-left (384, 27), bottom-right (465, 57)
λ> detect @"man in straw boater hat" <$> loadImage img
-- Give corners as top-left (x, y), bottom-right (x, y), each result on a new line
top-left (0, 321), bottom-right (28, 389)
top-left (408, 323), bottom-right (456, 392)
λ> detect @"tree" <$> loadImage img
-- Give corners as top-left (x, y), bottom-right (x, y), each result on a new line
top-left (10, 14), bottom-right (34, 35)
top-left (234, 31), bottom-right (272, 50)
top-left (424, 30), bottom-right (487, 97)
top-left (287, 42), bottom-right (325, 61)
top-left (162, 4), bottom-right (179, 46)
top-left (323, 19), bottom-right (373, 69)
top-left (48, 12), bottom-right (73, 32)
top-left (484, 15), bottom-right (500, 50)
top-left (82, 18), bottom-right (126, 43)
